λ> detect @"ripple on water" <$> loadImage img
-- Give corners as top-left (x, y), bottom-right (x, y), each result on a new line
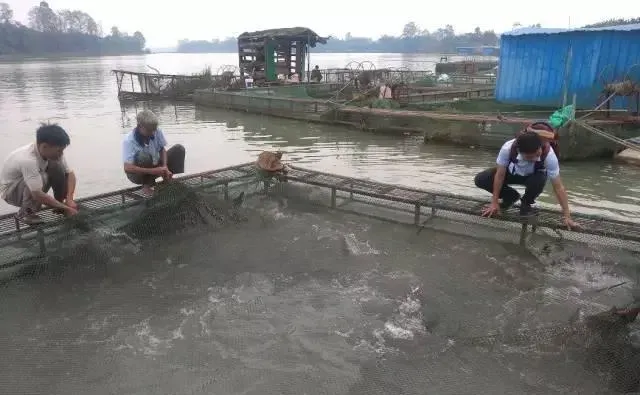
top-left (105, 269), bottom-right (431, 380)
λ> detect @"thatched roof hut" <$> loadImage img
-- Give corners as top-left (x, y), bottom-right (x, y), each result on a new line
top-left (237, 27), bottom-right (328, 47)
top-left (237, 27), bottom-right (329, 84)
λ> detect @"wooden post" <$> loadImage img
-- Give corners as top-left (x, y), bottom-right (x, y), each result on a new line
top-left (37, 229), bottom-right (46, 254)
top-left (569, 93), bottom-right (577, 136)
top-left (519, 223), bottom-right (528, 246)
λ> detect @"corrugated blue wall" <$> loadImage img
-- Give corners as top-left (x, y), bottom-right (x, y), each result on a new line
top-left (495, 29), bottom-right (640, 109)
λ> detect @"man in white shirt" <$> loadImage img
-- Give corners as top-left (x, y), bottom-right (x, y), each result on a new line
top-left (474, 129), bottom-right (578, 229)
top-left (0, 124), bottom-right (79, 224)
top-left (122, 110), bottom-right (186, 195)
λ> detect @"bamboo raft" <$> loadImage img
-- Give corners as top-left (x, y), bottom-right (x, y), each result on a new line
top-left (0, 164), bottom-right (639, 266)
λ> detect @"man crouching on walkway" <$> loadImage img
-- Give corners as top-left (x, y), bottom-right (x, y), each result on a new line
top-left (122, 110), bottom-right (186, 195)
top-left (474, 129), bottom-right (579, 229)
top-left (0, 123), bottom-right (78, 224)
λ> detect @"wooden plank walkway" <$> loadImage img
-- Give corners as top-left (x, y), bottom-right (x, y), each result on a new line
top-left (284, 166), bottom-right (640, 245)
top-left (0, 162), bottom-right (257, 240)
top-left (0, 162), bottom-right (638, 247)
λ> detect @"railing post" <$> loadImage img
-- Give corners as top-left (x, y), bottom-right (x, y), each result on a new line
top-left (331, 188), bottom-right (337, 208)
top-left (37, 229), bottom-right (46, 255)
top-left (519, 223), bottom-right (528, 246)
top-left (414, 203), bottom-right (421, 225)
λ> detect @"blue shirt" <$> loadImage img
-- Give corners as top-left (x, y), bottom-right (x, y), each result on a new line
top-left (496, 139), bottom-right (560, 180)
top-left (122, 128), bottom-right (168, 166)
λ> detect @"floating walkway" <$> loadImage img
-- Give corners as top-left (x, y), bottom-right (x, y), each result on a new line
top-left (0, 163), bottom-right (639, 255)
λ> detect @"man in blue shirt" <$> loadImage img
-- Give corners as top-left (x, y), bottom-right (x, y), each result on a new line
top-left (474, 130), bottom-right (578, 229)
top-left (122, 110), bottom-right (186, 195)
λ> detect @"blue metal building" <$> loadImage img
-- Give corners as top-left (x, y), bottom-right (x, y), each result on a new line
top-left (495, 25), bottom-right (640, 109)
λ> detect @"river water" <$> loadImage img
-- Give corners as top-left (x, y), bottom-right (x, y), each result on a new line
top-left (1, 52), bottom-right (639, 219)
top-left (2, 53), bottom-right (640, 395)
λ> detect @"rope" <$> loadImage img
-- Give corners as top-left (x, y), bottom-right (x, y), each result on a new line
top-left (574, 120), bottom-right (640, 152)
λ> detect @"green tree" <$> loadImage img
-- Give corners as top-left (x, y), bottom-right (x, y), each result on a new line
top-left (58, 9), bottom-right (99, 35)
top-left (401, 22), bottom-right (419, 38)
top-left (0, 2), bottom-right (13, 24)
top-left (133, 31), bottom-right (146, 49)
top-left (28, 1), bottom-right (61, 32)
top-left (583, 17), bottom-right (640, 28)
top-left (0, 2), bottom-right (147, 56)
top-left (28, 2), bottom-right (58, 32)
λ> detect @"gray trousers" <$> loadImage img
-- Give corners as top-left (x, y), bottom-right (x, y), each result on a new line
top-left (3, 161), bottom-right (68, 215)
top-left (126, 144), bottom-right (186, 185)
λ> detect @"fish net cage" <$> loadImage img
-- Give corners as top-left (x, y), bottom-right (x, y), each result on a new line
top-left (2, 167), bottom-right (640, 394)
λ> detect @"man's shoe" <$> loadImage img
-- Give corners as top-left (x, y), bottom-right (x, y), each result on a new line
top-left (519, 202), bottom-right (538, 217)
top-left (500, 196), bottom-right (520, 210)
top-left (15, 213), bottom-right (44, 225)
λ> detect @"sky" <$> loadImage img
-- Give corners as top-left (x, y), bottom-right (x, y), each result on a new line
top-left (4, 0), bottom-right (638, 48)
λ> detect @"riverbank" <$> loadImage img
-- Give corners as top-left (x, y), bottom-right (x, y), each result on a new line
top-left (0, 50), bottom-right (149, 62)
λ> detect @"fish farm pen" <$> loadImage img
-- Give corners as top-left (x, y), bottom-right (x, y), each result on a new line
top-left (2, 162), bottom-right (639, 274)
top-left (3, 163), bottom-right (640, 395)
top-left (113, 69), bottom-right (215, 102)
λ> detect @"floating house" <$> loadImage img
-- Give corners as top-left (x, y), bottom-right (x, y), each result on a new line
top-left (496, 25), bottom-right (640, 110)
top-left (237, 27), bottom-right (328, 85)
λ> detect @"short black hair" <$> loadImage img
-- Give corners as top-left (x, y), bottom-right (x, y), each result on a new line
top-left (516, 131), bottom-right (542, 154)
top-left (36, 123), bottom-right (70, 147)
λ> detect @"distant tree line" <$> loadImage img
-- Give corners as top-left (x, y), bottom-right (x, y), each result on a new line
top-left (583, 18), bottom-right (640, 28)
top-left (0, 1), bottom-right (147, 56)
top-left (177, 22), bottom-right (500, 54)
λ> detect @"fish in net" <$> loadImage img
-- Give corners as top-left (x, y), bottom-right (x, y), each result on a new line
top-left (119, 181), bottom-right (247, 240)
top-left (4, 182), bottom-right (248, 279)
top-left (447, 287), bottom-right (640, 393)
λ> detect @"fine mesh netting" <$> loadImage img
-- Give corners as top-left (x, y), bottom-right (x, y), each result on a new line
top-left (1, 176), bottom-right (640, 394)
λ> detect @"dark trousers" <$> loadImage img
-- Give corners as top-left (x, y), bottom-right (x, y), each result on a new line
top-left (474, 167), bottom-right (547, 207)
top-left (126, 144), bottom-right (186, 186)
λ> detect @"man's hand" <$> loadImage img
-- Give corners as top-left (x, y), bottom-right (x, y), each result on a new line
top-left (64, 206), bottom-right (79, 216)
top-left (481, 201), bottom-right (501, 218)
top-left (563, 215), bottom-right (580, 230)
top-left (66, 199), bottom-right (78, 210)
top-left (162, 168), bottom-right (173, 181)
top-left (150, 166), bottom-right (169, 177)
